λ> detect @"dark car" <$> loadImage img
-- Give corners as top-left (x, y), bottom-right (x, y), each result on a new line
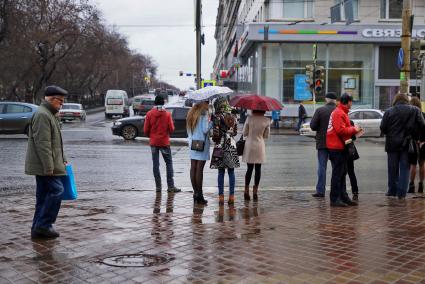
top-left (0, 102), bottom-right (38, 135)
top-left (111, 106), bottom-right (190, 140)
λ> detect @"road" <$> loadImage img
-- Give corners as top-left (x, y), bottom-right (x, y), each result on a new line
top-left (0, 110), bottom-right (389, 195)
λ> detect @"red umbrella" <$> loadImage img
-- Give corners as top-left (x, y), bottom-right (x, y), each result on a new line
top-left (230, 94), bottom-right (283, 111)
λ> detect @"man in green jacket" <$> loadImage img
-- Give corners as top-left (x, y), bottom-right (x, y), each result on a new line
top-left (25, 85), bottom-right (68, 239)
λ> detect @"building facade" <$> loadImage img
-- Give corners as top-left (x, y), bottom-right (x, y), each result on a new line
top-left (213, 0), bottom-right (425, 116)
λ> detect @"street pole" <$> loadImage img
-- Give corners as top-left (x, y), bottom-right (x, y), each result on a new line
top-left (400, 0), bottom-right (412, 94)
top-left (195, 0), bottom-right (202, 89)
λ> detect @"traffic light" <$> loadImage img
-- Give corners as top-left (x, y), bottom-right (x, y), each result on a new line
top-left (179, 70), bottom-right (183, 76)
top-left (305, 64), bottom-right (315, 90)
top-left (314, 66), bottom-right (325, 95)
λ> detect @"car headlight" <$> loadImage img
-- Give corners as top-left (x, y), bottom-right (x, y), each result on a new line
top-left (114, 121), bottom-right (122, 126)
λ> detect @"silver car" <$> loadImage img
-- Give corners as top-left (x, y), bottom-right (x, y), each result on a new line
top-left (0, 102), bottom-right (38, 135)
top-left (300, 108), bottom-right (384, 138)
top-left (59, 103), bottom-right (86, 121)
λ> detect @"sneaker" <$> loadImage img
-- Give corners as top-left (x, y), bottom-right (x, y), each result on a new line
top-left (32, 227), bottom-right (60, 239)
top-left (312, 193), bottom-right (325, 198)
top-left (167, 186), bottom-right (181, 193)
top-left (330, 200), bottom-right (348, 207)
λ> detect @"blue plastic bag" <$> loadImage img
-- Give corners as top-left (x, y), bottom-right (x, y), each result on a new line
top-left (62, 164), bottom-right (78, 200)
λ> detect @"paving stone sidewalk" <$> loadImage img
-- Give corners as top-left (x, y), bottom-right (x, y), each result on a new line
top-left (2, 190), bottom-right (425, 284)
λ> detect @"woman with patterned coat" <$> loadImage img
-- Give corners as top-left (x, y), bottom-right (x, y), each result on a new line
top-left (210, 98), bottom-right (240, 205)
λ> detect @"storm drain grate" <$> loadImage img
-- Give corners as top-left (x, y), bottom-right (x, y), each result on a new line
top-left (101, 253), bottom-right (174, 267)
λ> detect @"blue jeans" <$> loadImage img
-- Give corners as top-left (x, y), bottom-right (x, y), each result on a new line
top-left (218, 168), bottom-right (235, 195)
top-left (387, 151), bottom-right (410, 198)
top-left (151, 146), bottom-right (175, 189)
top-left (316, 149), bottom-right (329, 194)
top-left (296, 117), bottom-right (305, 131)
top-left (32, 176), bottom-right (64, 230)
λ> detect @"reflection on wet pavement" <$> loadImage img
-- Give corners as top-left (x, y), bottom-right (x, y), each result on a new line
top-left (3, 191), bottom-right (425, 283)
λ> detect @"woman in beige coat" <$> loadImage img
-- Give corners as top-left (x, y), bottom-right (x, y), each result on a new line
top-left (242, 110), bottom-right (270, 201)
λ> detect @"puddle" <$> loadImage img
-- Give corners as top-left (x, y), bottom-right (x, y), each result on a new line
top-left (101, 253), bottom-right (174, 267)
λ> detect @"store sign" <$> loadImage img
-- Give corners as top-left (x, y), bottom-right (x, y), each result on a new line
top-left (362, 28), bottom-right (425, 38)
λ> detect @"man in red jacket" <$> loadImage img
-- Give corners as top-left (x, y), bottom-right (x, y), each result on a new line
top-left (144, 96), bottom-right (181, 193)
top-left (326, 94), bottom-right (361, 207)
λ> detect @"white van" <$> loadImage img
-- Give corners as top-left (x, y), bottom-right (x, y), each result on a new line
top-left (105, 90), bottom-right (129, 118)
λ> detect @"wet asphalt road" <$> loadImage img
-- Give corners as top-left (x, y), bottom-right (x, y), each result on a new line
top-left (0, 110), bottom-right (389, 195)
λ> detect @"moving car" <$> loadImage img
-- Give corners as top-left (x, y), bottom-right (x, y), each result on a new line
top-left (111, 106), bottom-right (190, 140)
top-left (59, 103), bottom-right (86, 121)
top-left (0, 102), bottom-right (38, 135)
top-left (132, 95), bottom-right (155, 116)
top-left (105, 90), bottom-right (129, 118)
top-left (300, 109), bottom-right (384, 138)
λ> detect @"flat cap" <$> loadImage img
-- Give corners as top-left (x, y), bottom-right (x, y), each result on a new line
top-left (45, 85), bottom-right (68, 96)
top-left (325, 92), bottom-right (337, 100)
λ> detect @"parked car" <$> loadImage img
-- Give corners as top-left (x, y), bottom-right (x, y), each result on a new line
top-left (111, 106), bottom-right (190, 140)
top-left (0, 102), bottom-right (38, 135)
top-left (300, 108), bottom-right (384, 138)
top-left (132, 95), bottom-right (155, 116)
top-left (59, 103), bottom-right (86, 121)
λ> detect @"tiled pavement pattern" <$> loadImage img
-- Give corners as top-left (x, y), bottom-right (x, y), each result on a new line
top-left (2, 190), bottom-right (425, 283)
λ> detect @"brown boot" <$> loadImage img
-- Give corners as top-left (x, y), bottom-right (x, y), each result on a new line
top-left (244, 184), bottom-right (250, 201)
top-left (218, 195), bottom-right (224, 205)
top-left (228, 195), bottom-right (235, 205)
top-left (253, 185), bottom-right (258, 201)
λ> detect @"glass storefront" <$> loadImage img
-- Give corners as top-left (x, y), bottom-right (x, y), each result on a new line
top-left (259, 42), bottom-right (375, 108)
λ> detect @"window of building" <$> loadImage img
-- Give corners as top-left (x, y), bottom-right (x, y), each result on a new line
top-left (282, 0), bottom-right (313, 19)
top-left (380, 0), bottom-right (402, 19)
top-left (378, 46), bottom-right (417, 79)
top-left (335, 0), bottom-right (359, 20)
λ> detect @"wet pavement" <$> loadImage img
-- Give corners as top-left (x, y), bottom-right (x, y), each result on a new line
top-left (2, 190), bottom-right (425, 283)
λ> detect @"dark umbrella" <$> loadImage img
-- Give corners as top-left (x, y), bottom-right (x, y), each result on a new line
top-left (229, 94), bottom-right (283, 111)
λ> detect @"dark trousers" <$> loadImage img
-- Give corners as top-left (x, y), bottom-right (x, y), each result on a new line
top-left (151, 146), bottom-right (175, 189)
top-left (387, 151), bottom-right (410, 198)
top-left (346, 157), bottom-right (359, 194)
top-left (32, 176), bottom-right (64, 230)
top-left (329, 150), bottom-right (350, 203)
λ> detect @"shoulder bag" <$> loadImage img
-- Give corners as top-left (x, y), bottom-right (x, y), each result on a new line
top-left (236, 135), bottom-right (245, 156)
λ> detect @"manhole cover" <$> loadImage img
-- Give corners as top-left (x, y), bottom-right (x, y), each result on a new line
top-left (101, 253), bottom-right (174, 267)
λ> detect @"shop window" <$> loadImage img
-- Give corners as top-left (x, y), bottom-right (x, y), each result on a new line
top-left (335, 0), bottom-right (359, 20)
top-left (282, 0), bottom-right (313, 19)
top-left (380, 0), bottom-right (402, 19)
top-left (379, 46), bottom-right (417, 79)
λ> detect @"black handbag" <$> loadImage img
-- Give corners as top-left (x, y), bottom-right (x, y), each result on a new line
top-left (191, 133), bottom-right (208, 152)
top-left (346, 142), bottom-right (360, 161)
top-left (236, 135), bottom-right (245, 156)
top-left (191, 140), bottom-right (205, 151)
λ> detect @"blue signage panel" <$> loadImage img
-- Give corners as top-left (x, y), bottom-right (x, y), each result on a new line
top-left (294, 74), bottom-right (312, 101)
top-left (397, 48), bottom-right (404, 70)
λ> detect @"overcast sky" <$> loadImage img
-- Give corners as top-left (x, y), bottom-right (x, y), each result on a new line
top-left (93, 0), bottom-right (218, 91)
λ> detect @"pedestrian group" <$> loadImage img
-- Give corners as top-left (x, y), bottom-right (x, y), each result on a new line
top-left (25, 85), bottom-right (425, 239)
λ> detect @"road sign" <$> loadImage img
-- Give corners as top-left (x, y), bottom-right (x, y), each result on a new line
top-left (397, 48), bottom-right (404, 70)
top-left (201, 80), bottom-right (216, 88)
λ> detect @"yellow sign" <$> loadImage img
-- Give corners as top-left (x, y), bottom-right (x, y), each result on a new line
top-left (201, 80), bottom-right (216, 88)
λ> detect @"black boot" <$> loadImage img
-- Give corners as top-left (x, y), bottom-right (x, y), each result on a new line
top-left (418, 182), bottom-right (424, 193)
top-left (195, 190), bottom-right (208, 205)
top-left (408, 182), bottom-right (415, 193)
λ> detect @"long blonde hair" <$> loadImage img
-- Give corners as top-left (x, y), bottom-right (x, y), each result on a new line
top-left (186, 102), bottom-right (209, 132)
